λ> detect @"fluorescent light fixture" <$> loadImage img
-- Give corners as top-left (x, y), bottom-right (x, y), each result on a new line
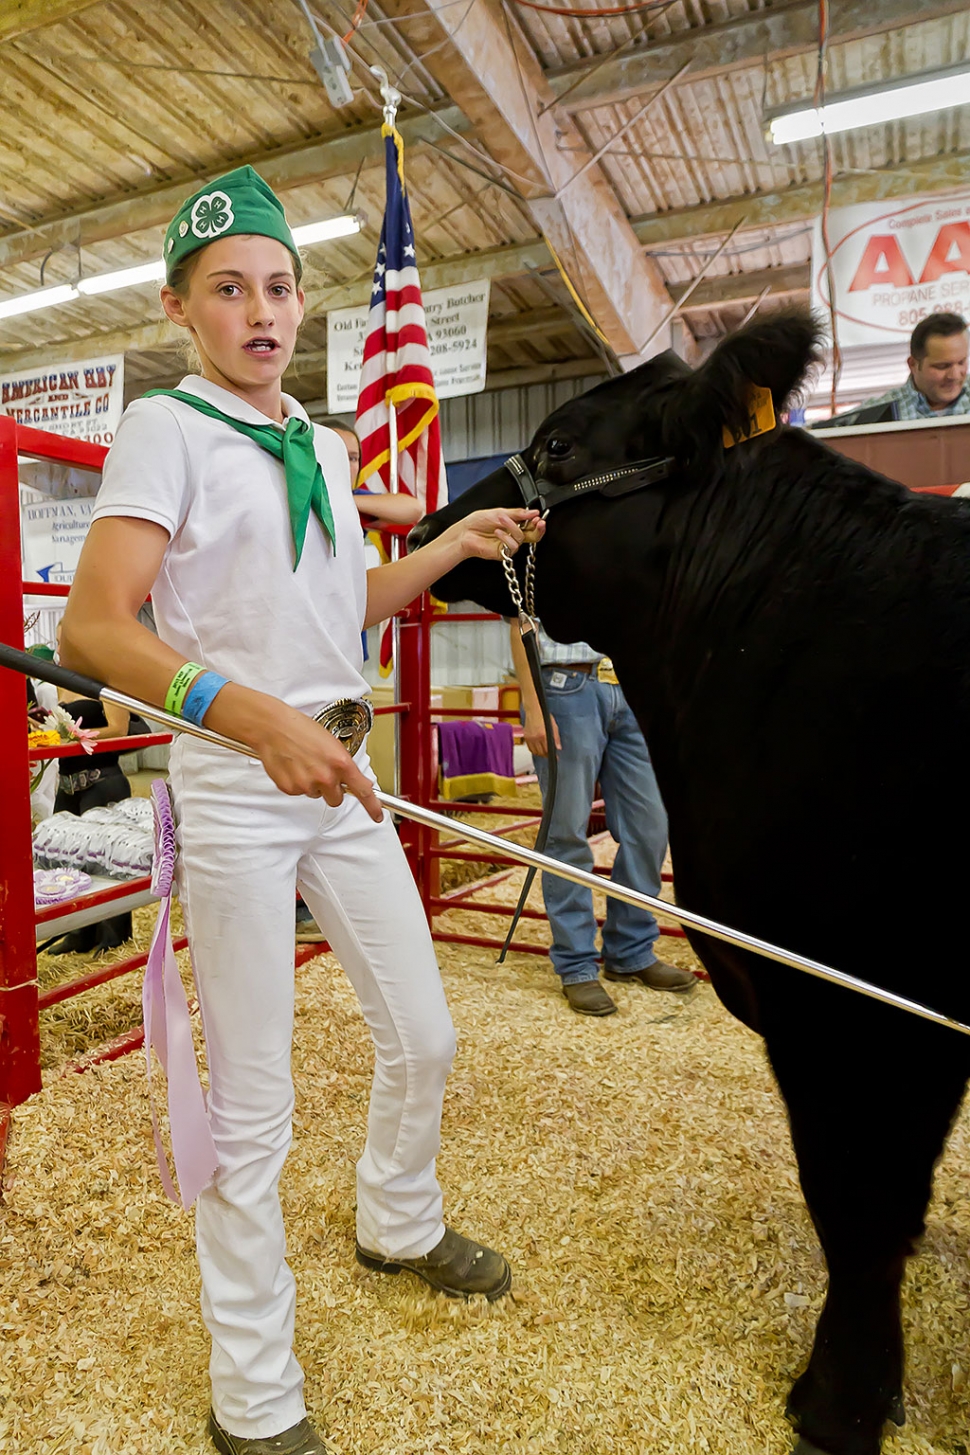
top-left (0, 212), bottom-right (362, 325)
top-left (769, 63), bottom-right (970, 145)
top-left (0, 283), bottom-right (80, 321)
top-left (291, 213), bottom-right (361, 245)
top-left (76, 259), bottom-right (166, 295)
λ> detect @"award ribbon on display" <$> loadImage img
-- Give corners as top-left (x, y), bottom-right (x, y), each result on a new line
top-left (143, 779), bottom-right (218, 1208)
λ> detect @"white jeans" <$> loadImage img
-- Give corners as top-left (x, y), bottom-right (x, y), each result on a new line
top-left (170, 740), bottom-right (455, 1438)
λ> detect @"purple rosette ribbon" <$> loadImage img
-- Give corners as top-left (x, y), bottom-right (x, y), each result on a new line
top-left (143, 779), bottom-right (218, 1208)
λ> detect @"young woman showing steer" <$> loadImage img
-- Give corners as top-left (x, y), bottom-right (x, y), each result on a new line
top-left (60, 166), bottom-right (541, 1455)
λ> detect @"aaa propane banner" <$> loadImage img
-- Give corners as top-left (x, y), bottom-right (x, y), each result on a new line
top-left (812, 192), bottom-right (970, 348)
top-left (0, 353), bottom-right (124, 444)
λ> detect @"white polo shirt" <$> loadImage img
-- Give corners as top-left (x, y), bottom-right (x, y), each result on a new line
top-left (92, 376), bottom-right (369, 714)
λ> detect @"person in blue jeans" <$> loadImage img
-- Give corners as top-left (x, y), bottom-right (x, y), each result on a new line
top-left (510, 624), bottom-right (695, 1015)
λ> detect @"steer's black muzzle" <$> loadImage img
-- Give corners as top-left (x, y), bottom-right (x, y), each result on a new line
top-left (407, 519), bottom-right (431, 553)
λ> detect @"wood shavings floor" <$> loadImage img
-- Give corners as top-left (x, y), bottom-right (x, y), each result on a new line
top-left (9, 866), bottom-right (970, 1453)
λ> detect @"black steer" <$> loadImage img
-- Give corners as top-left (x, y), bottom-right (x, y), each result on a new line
top-left (410, 310), bottom-right (970, 1455)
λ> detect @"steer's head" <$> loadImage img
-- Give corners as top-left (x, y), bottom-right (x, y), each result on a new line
top-left (410, 308), bottom-right (823, 637)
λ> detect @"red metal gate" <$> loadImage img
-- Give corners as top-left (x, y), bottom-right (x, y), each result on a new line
top-left (0, 416), bottom-right (680, 1153)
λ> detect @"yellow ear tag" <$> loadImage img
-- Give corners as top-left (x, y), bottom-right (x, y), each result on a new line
top-left (722, 384), bottom-right (776, 449)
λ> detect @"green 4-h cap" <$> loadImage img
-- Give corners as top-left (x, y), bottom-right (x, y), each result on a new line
top-left (163, 165), bottom-right (299, 283)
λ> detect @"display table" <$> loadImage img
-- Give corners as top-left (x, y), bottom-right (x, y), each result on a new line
top-left (811, 414), bottom-right (970, 492)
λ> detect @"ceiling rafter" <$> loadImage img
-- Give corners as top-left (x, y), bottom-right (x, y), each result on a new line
top-left (371, 0), bottom-right (674, 363)
top-left (545, 0), bottom-right (970, 112)
top-left (0, 258), bottom-right (813, 374)
top-left (0, 104), bottom-right (470, 274)
top-left (0, 1), bottom-right (101, 45)
top-left (6, 133), bottom-right (967, 376)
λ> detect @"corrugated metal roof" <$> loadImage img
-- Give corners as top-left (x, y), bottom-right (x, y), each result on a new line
top-left (512, 0), bottom-right (771, 74)
top-left (0, 0), bottom-right (445, 225)
top-left (0, 0), bottom-right (967, 398)
top-left (575, 8), bottom-right (970, 222)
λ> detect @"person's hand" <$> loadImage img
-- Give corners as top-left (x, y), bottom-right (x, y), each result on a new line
top-left (523, 710), bottom-right (561, 758)
top-left (442, 508), bottom-right (544, 563)
top-left (250, 702), bottom-right (383, 820)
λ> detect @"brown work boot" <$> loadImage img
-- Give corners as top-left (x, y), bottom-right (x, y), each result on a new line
top-left (356, 1226), bottom-right (511, 1300)
top-left (604, 961), bottom-right (696, 993)
top-left (208, 1411), bottom-right (337, 1454)
top-left (562, 978), bottom-right (617, 1016)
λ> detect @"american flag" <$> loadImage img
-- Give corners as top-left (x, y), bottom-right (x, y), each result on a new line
top-left (355, 125), bottom-right (447, 520)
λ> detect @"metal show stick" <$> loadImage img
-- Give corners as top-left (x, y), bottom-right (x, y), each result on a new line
top-left (7, 640), bottom-right (970, 1041)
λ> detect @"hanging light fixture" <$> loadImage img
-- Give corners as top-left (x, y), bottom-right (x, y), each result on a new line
top-left (0, 214), bottom-right (363, 323)
top-left (768, 62), bottom-right (970, 145)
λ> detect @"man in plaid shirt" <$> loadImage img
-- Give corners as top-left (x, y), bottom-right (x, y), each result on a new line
top-left (826, 313), bottom-right (969, 426)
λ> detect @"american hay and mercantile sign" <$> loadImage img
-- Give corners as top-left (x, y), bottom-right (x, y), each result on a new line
top-left (3, 354), bottom-right (124, 586)
top-left (1, 353), bottom-right (124, 446)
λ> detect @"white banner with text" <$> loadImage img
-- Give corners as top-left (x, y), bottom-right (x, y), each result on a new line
top-left (0, 353), bottom-right (124, 444)
top-left (21, 490), bottom-right (98, 586)
top-left (812, 192), bottom-right (970, 348)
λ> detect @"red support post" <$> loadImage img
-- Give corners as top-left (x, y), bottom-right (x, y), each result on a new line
top-left (395, 592), bottom-right (434, 913)
top-left (0, 416), bottom-right (42, 1107)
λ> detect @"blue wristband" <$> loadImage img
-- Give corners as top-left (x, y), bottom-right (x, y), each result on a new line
top-left (181, 671), bottom-right (229, 727)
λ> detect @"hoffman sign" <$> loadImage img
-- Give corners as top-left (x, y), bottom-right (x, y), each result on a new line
top-left (812, 192), bottom-right (970, 348)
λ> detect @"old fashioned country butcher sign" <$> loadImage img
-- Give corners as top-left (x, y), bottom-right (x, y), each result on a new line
top-left (327, 279), bottom-right (489, 414)
top-left (812, 191), bottom-right (970, 347)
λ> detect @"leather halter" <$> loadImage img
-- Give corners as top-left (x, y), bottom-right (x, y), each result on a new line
top-left (504, 451), bottom-right (676, 514)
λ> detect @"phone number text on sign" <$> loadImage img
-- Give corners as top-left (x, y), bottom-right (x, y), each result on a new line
top-left (327, 281), bottom-right (490, 413)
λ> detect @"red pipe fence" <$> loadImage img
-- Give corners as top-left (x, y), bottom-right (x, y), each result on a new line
top-left (0, 416), bottom-right (682, 1152)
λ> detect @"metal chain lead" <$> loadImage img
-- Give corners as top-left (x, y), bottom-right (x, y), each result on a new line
top-left (500, 543), bottom-right (525, 615)
top-left (500, 508), bottom-right (546, 622)
top-left (500, 540), bottom-right (540, 626)
top-left (524, 538), bottom-right (539, 618)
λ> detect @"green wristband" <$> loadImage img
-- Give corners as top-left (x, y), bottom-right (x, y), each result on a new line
top-left (165, 661), bottom-right (205, 716)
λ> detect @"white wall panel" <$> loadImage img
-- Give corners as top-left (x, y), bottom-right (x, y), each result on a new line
top-left (439, 374), bottom-right (604, 462)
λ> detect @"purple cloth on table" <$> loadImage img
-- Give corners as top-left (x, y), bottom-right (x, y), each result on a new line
top-left (437, 720), bottom-right (514, 797)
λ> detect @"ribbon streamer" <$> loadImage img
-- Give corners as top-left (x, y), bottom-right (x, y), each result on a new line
top-left (142, 780), bottom-right (218, 1209)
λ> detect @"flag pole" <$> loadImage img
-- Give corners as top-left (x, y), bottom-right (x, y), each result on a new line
top-left (389, 396), bottom-right (402, 795)
top-left (373, 67), bottom-right (405, 791)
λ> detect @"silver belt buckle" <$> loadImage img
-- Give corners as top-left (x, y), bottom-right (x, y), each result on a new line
top-left (313, 697), bottom-right (374, 758)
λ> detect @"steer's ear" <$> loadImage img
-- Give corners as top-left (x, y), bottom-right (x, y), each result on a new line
top-left (667, 308), bottom-right (825, 459)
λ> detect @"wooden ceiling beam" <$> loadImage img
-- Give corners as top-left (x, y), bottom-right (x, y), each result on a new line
top-left (1, 0), bottom-right (961, 278)
top-left (44, 264), bottom-right (807, 386)
top-left (374, 0), bottom-right (673, 364)
top-left (0, 105), bottom-right (469, 273)
top-left (10, 137), bottom-right (967, 378)
top-left (546, 0), bottom-right (970, 112)
top-left (0, 235), bottom-right (555, 371)
top-left (632, 149), bottom-right (970, 248)
top-left (671, 261), bottom-right (809, 310)
top-left (0, 1), bottom-right (102, 44)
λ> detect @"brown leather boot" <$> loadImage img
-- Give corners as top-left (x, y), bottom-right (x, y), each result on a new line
top-left (562, 979), bottom-right (617, 1016)
top-left (604, 961), bottom-right (696, 992)
top-left (356, 1226), bottom-right (511, 1299)
top-left (208, 1412), bottom-right (337, 1454)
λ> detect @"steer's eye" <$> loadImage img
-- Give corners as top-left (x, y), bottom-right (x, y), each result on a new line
top-left (546, 436), bottom-right (571, 457)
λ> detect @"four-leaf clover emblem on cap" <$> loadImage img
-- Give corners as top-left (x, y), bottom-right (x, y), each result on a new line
top-left (190, 190), bottom-right (234, 240)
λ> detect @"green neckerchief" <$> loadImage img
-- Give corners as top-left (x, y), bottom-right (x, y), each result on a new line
top-left (144, 389), bottom-right (335, 569)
